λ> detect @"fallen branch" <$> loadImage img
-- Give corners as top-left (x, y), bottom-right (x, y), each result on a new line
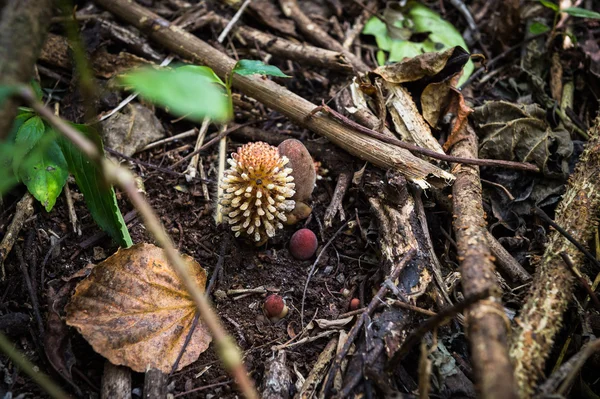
top-left (450, 123), bottom-right (518, 399)
top-left (93, 0), bottom-right (454, 189)
top-left (510, 114), bottom-right (600, 398)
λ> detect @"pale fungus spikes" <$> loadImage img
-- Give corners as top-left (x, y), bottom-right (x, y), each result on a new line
top-left (219, 142), bottom-right (296, 243)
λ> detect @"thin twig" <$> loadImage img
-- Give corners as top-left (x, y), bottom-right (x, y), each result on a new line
top-left (309, 103), bottom-right (540, 173)
top-left (534, 207), bottom-right (600, 271)
top-left (0, 333), bottom-right (70, 399)
top-left (559, 252), bottom-right (600, 311)
top-left (217, 0), bottom-right (252, 43)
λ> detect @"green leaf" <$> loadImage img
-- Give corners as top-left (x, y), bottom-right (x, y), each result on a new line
top-left (232, 60), bottom-right (290, 78)
top-left (176, 65), bottom-right (226, 87)
top-left (362, 2), bottom-right (474, 85)
top-left (18, 133), bottom-right (69, 212)
top-left (13, 116), bottom-right (45, 175)
top-left (562, 7), bottom-right (600, 19)
top-left (539, 0), bottom-right (559, 11)
top-left (121, 66), bottom-right (231, 123)
top-left (31, 80), bottom-right (44, 100)
top-left (58, 124), bottom-right (133, 248)
top-left (529, 21), bottom-right (551, 34)
top-left (0, 142), bottom-right (21, 194)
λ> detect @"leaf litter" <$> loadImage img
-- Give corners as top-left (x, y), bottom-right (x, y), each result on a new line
top-left (66, 243), bottom-right (211, 373)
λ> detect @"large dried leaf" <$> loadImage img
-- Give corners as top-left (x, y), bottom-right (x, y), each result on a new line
top-left (372, 47), bottom-right (469, 85)
top-left (66, 243), bottom-right (211, 373)
top-left (472, 101), bottom-right (573, 176)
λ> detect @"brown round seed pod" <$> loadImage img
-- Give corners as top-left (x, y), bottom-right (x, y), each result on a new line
top-left (278, 139), bottom-right (316, 202)
top-left (219, 142), bottom-right (296, 243)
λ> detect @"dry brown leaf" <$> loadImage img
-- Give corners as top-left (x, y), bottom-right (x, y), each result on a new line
top-left (66, 243), bottom-right (211, 373)
top-left (442, 88), bottom-right (473, 152)
top-left (372, 47), bottom-right (469, 84)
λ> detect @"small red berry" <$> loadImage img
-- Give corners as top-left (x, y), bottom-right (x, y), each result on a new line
top-left (289, 228), bottom-right (318, 260)
top-left (263, 294), bottom-right (289, 321)
top-left (349, 298), bottom-right (360, 311)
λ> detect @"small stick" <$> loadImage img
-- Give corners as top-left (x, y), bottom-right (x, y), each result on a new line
top-left (324, 172), bottom-right (351, 228)
top-left (137, 128), bottom-right (197, 152)
top-left (0, 192), bottom-right (35, 280)
top-left (144, 368), bottom-right (166, 399)
top-left (64, 182), bottom-right (81, 236)
top-left (309, 103), bottom-right (540, 173)
top-left (322, 249), bottom-right (416, 395)
top-left (559, 252), bottom-right (600, 311)
top-left (217, 0), bottom-right (252, 43)
top-left (101, 361), bottom-right (131, 399)
top-left (534, 207), bottom-right (600, 271)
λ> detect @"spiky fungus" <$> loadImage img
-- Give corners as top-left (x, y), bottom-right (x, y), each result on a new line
top-left (220, 142), bottom-right (296, 243)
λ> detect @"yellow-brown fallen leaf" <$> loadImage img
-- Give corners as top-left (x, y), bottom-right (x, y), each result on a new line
top-left (65, 243), bottom-right (211, 373)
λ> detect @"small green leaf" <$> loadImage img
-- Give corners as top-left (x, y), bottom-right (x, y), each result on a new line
top-left (233, 60), bottom-right (290, 78)
top-left (562, 7), bottom-right (600, 19)
top-left (539, 0), bottom-right (559, 11)
top-left (529, 21), bottom-right (551, 34)
top-left (0, 142), bottom-right (20, 194)
top-left (13, 116), bottom-right (45, 175)
top-left (58, 125), bottom-right (133, 248)
top-left (121, 66), bottom-right (231, 122)
top-left (18, 134), bottom-right (69, 212)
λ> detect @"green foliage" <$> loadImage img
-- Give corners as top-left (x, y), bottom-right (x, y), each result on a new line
top-left (362, 1), bottom-right (473, 85)
top-left (529, 21), bottom-right (551, 34)
top-left (121, 66), bottom-right (232, 123)
top-left (1, 80), bottom-right (132, 247)
top-left (20, 138), bottom-right (69, 212)
top-left (562, 7), bottom-right (600, 19)
top-left (58, 125), bottom-right (133, 248)
top-left (232, 60), bottom-right (290, 78)
top-left (539, 0), bottom-right (559, 12)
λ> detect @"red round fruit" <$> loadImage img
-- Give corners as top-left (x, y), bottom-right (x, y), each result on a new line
top-left (349, 298), bottom-right (360, 311)
top-left (263, 294), bottom-right (288, 321)
top-left (289, 228), bottom-right (318, 260)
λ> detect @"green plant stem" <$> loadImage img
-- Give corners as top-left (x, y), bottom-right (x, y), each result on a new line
top-left (20, 88), bottom-right (259, 399)
top-left (0, 333), bottom-right (70, 399)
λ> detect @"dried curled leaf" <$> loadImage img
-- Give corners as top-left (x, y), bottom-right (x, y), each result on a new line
top-left (473, 101), bottom-right (573, 176)
top-left (66, 243), bottom-right (211, 373)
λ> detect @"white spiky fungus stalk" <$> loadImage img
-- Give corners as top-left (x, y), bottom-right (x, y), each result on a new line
top-left (219, 142), bottom-right (296, 243)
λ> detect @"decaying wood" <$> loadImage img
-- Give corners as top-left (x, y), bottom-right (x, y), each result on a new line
top-left (510, 115), bottom-right (600, 398)
top-left (450, 123), bottom-right (518, 399)
top-left (0, 193), bottom-right (35, 280)
top-left (101, 361), bottom-right (131, 399)
top-left (296, 337), bottom-right (338, 399)
top-left (0, 0), bottom-right (53, 139)
top-left (144, 368), bottom-right (166, 399)
top-left (93, 0), bottom-right (454, 190)
top-left (262, 351), bottom-right (292, 399)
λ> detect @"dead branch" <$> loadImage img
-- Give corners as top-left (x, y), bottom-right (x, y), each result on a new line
top-left (450, 123), bottom-right (518, 399)
top-left (0, 193), bottom-right (34, 280)
top-left (101, 362), bottom-right (131, 399)
top-left (277, 0), bottom-right (369, 72)
top-left (324, 172), bottom-right (351, 228)
top-left (207, 12), bottom-right (353, 73)
top-left (0, 0), bottom-right (53, 139)
top-left (510, 115), bottom-right (600, 398)
top-left (92, 0), bottom-right (454, 189)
